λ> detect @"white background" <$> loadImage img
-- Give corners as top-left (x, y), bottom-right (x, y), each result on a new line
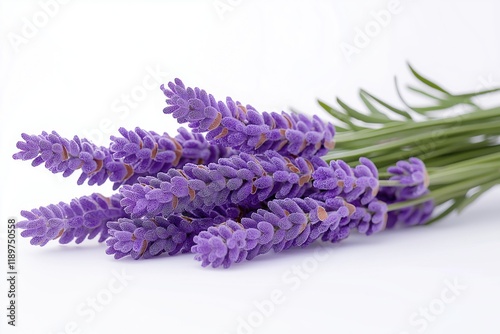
top-left (1, 1), bottom-right (499, 333)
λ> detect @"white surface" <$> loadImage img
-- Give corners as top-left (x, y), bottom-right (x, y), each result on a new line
top-left (1, 1), bottom-right (499, 334)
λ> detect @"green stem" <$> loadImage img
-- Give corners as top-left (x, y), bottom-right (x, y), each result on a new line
top-left (387, 172), bottom-right (500, 211)
top-left (428, 163), bottom-right (500, 185)
top-left (360, 137), bottom-right (489, 169)
top-left (419, 140), bottom-right (495, 165)
top-left (333, 106), bottom-right (500, 144)
top-left (324, 120), bottom-right (500, 161)
top-left (378, 180), bottom-right (404, 187)
top-left (430, 151), bottom-right (500, 172)
top-left (425, 145), bottom-right (500, 167)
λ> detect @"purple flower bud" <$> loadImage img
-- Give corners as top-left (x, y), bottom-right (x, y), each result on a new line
top-left (386, 157), bottom-right (429, 200)
top-left (105, 209), bottom-right (230, 260)
top-left (161, 78), bottom-right (335, 158)
top-left (385, 198), bottom-right (434, 228)
top-left (192, 221), bottom-right (251, 268)
top-left (13, 127), bottom-right (234, 190)
top-left (378, 158), bottom-right (434, 227)
top-left (13, 131), bottom-right (112, 186)
top-left (16, 194), bottom-right (126, 246)
top-left (322, 198), bottom-right (388, 240)
top-left (119, 151), bottom-right (318, 218)
top-left (311, 157), bottom-right (379, 205)
top-left (191, 197), bottom-right (387, 268)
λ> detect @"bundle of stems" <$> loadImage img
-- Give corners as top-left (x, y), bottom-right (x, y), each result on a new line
top-left (319, 64), bottom-right (500, 224)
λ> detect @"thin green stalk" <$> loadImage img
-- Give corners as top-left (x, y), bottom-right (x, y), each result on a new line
top-left (425, 145), bottom-right (500, 167)
top-left (324, 120), bottom-right (500, 161)
top-left (387, 173), bottom-right (500, 211)
top-left (428, 163), bottom-right (500, 185)
top-left (430, 151), bottom-right (500, 171)
top-left (378, 180), bottom-right (404, 187)
top-left (333, 107), bottom-right (500, 144)
top-left (362, 137), bottom-right (488, 167)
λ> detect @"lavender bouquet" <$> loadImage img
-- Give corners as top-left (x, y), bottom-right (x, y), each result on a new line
top-left (14, 65), bottom-right (500, 268)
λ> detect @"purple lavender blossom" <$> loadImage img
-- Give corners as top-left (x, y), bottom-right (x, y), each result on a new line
top-left (192, 220), bottom-right (259, 268)
top-left (106, 215), bottom-right (215, 260)
top-left (378, 158), bottom-right (434, 227)
top-left (16, 193), bottom-right (125, 246)
top-left (13, 127), bottom-right (234, 190)
top-left (192, 197), bottom-right (388, 268)
top-left (321, 197), bottom-right (387, 241)
top-left (385, 198), bottom-right (434, 228)
top-left (311, 157), bottom-right (379, 205)
top-left (106, 205), bottom-right (244, 259)
top-left (119, 150), bottom-right (318, 218)
top-left (385, 157), bottom-right (429, 200)
top-left (120, 152), bottom-right (382, 220)
top-left (13, 131), bottom-right (112, 186)
top-left (161, 78), bottom-right (335, 158)
top-left (108, 126), bottom-right (234, 188)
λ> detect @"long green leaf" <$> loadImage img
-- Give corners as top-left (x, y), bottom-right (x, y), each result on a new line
top-left (408, 63), bottom-right (451, 95)
top-left (407, 85), bottom-right (443, 101)
top-left (358, 89), bottom-right (397, 121)
top-left (337, 97), bottom-right (391, 124)
top-left (359, 89), bottom-right (413, 119)
top-left (317, 100), bottom-right (364, 130)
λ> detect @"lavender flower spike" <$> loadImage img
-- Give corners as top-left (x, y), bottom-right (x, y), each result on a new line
top-left (120, 152), bottom-right (382, 220)
top-left (378, 157), bottom-right (434, 227)
top-left (105, 206), bottom-right (241, 260)
top-left (161, 78), bottom-right (335, 158)
top-left (16, 193), bottom-right (126, 246)
top-left (13, 131), bottom-right (113, 186)
top-left (386, 199), bottom-right (434, 228)
top-left (120, 150), bottom-right (317, 218)
top-left (13, 127), bottom-right (234, 190)
top-left (106, 216), bottom-right (210, 260)
top-left (108, 126), bottom-right (235, 189)
top-left (311, 157), bottom-right (380, 205)
top-left (192, 197), bottom-right (387, 268)
top-left (385, 157), bottom-right (430, 200)
top-left (321, 197), bottom-right (388, 241)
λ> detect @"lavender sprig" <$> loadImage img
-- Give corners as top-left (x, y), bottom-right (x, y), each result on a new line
top-left (108, 126), bottom-right (235, 188)
top-left (311, 157), bottom-right (379, 205)
top-left (105, 206), bottom-right (244, 259)
top-left (120, 151), bottom-right (382, 219)
top-left (16, 193), bottom-right (126, 246)
top-left (120, 150), bottom-right (316, 218)
top-left (385, 200), bottom-right (434, 228)
top-left (383, 158), bottom-right (429, 200)
top-left (13, 131), bottom-right (112, 186)
top-left (13, 127), bottom-right (234, 190)
top-left (378, 158), bottom-right (434, 227)
top-left (161, 78), bottom-right (335, 158)
top-left (192, 197), bottom-right (387, 268)
top-left (105, 216), bottom-right (214, 260)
